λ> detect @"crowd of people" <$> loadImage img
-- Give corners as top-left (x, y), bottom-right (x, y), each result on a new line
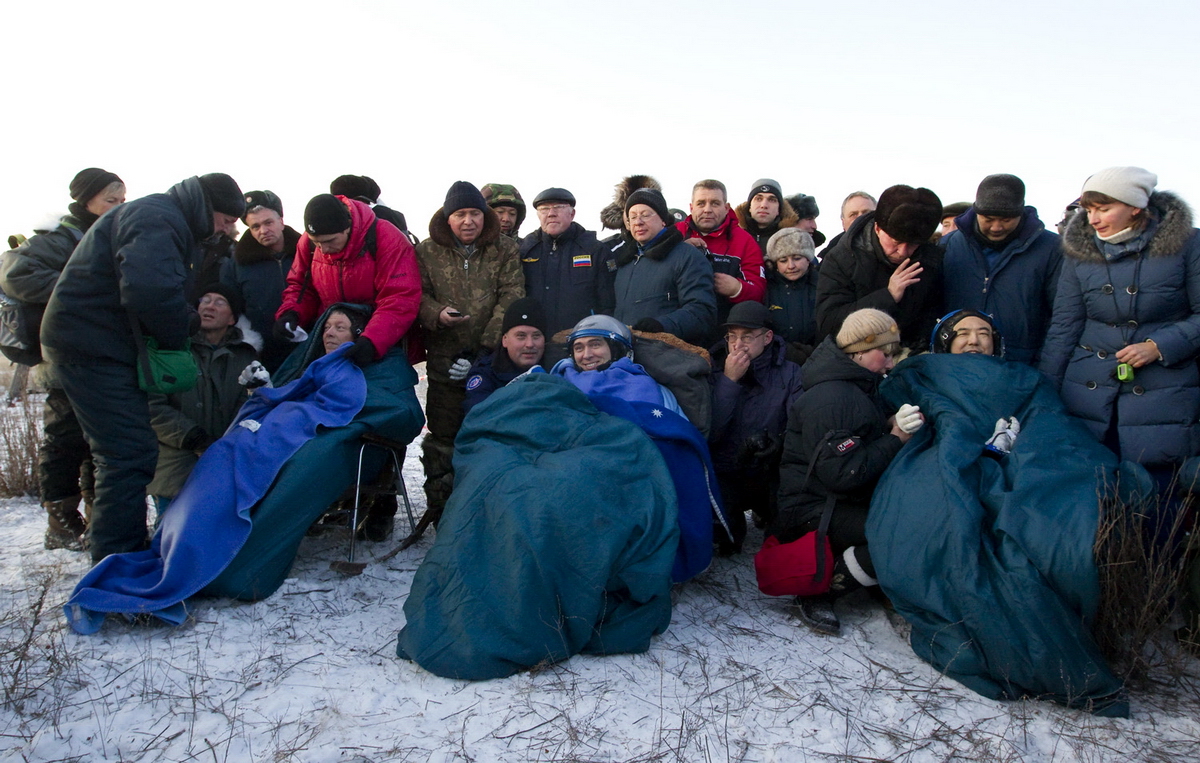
top-left (5, 166), bottom-right (1199, 691)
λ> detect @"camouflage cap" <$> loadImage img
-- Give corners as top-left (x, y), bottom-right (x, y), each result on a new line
top-left (482, 183), bottom-right (526, 231)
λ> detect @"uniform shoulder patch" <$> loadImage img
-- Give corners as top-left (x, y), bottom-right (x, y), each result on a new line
top-left (835, 437), bottom-right (858, 454)
top-left (466, 375), bottom-right (483, 391)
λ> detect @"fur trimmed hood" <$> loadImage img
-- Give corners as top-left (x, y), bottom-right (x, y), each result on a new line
top-left (733, 199), bottom-right (800, 233)
top-left (426, 204), bottom-right (503, 249)
top-left (1063, 191), bottom-right (1195, 263)
top-left (234, 225), bottom-right (301, 266)
top-left (600, 175), bottom-right (662, 231)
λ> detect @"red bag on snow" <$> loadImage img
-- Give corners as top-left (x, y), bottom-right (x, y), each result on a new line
top-left (754, 532), bottom-right (834, 597)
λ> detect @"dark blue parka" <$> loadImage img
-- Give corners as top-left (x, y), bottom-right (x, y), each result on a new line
top-left (613, 226), bottom-right (716, 346)
top-left (220, 225), bottom-right (300, 372)
top-left (42, 177), bottom-right (210, 366)
top-left (1039, 192), bottom-right (1200, 466)
top-left (942, 207), bottom-right (1063, 364)
top-left (519, 222), bottom-right (615, 337)
top-left (709, 335), bottom-right (803, 475)
top-left (766, 264), bottom-right (819, 348)
top-left (462, 349), bottom-right (526, 415)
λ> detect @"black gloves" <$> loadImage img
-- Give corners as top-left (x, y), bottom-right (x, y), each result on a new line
top-left (273, 310), bottom-right (300, 342)
top-left (350, 336), bottom-right (377, 367)
top-left (633, 317), bottom-right (664, 333)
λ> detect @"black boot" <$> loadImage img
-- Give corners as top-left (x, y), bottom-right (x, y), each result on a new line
top-left (44, 495), bottom-right (87, 551)
top-left (795, 594), bottom-right (840, 636)
top-left (357, 495), bottom-right (398, 542)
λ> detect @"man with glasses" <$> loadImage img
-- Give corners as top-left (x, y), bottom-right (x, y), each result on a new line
top-left (519, 187), bottom-right (615, 343)
top-left (709, 301), bottom-right (803, 554)
top-left (614, 187), bottom-right (716, 345)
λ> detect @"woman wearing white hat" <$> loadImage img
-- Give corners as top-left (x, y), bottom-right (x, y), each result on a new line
top-left (1040, 167), bottom-right (1200, 469)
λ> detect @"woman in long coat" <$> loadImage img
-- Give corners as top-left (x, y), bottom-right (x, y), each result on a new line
top-left (1040, 167), bottom-right (1200, 468)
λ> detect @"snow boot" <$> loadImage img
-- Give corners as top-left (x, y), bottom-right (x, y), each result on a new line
top-left (794, 594), bottom-right (840, 636)
top-left (44, 495), bottom-right (87, 551)
top-left (357, 495), bottom-right (397, 542)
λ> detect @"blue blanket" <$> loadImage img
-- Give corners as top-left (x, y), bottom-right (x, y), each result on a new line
top-left (64, 344), bottom-right (367, 634)
top-left (397, 374), bottom-right (679, 679)
top-left (869, 354), bottom-right (1126, 716)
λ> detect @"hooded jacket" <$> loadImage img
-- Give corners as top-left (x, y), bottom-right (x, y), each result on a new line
top-left (613, 226), bottom-right (716, 346)
top-left (708, 335), bottom-right (803, 475)
top-left (416, 205), bottom-right (524, 382)
top-left (734, 198), bottom-right (801, 255)
top-left (42, 176), bottom-right (211, 366)
top-left (773, 336), bottom-right (903, 536)
top-left (519, 221), bottom-right (616, 336)
top-left (941, 207), bottom-right (1063, 364)
top-left (1039, 191), bottom-right (1200, 465)
top-left (277, 196), bottom-right (421, 359)
top-left (221, 225), bottom-right (300, 371)
top-left (815, 211), bottom-right (943, 353)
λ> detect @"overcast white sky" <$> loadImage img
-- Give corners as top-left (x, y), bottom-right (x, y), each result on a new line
top-left (5, 0), bottom-right (1199, 240)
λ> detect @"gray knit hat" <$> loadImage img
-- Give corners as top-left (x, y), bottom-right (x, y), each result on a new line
top-left (747, 178), bottom-right (782, 204)
top-left (1082, 167), bottom-right (1158, 209)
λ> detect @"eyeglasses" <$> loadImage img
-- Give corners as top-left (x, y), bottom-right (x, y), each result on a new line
top-left (536, 204), bottom-right (572, 215)
top-left (725, 330), bottom-right (766, 345)
top-left (198, 295), bottom-right (230, 308)
top-left (627, 211), bottom-right (660, 224)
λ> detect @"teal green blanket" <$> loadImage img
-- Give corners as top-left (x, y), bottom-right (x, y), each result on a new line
top-left (397, 374), bottom-right (679, 679)
top-left (871, 354), bottom-right (1126, 716)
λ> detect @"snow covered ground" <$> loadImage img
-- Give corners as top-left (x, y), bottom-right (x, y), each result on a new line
top-left (1, 378), bottom-right (1199, 762)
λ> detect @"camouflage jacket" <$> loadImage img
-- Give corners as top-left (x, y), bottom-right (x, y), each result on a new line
top-left (416, 207), bottom-right (524, 381)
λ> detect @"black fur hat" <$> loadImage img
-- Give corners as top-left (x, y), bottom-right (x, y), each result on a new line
top-left (787, 193), bottom-right (819, 220)
top-left (875, 185), bottom-right (942, 243)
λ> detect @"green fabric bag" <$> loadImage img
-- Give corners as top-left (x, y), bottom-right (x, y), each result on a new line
top-left (137, 337), bottom-right (197, 395)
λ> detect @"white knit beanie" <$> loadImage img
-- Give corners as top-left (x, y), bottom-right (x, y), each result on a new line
top-left (1082, 167), bottom-right (1158, 209)
top-left (836, 309), bottom-right (900, 353)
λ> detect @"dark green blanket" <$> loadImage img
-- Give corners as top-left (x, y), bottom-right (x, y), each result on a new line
top-left (397, 374), bottom-right (679, 679)
top-left (870, 354), bottom-right (1126, 716)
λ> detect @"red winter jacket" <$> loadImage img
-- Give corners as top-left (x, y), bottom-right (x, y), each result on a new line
top-left (676, 211), bottom-right (766, 304)
top-left (277, 196), bottom-right (421, 357)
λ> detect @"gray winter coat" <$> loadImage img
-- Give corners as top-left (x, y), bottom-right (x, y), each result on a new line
top-left (147, 324), bottom-right (260, 497)
top-left (614, 226), bottom-right (716, 345)
top-left (1039, 192), bottom-right (1200, 466)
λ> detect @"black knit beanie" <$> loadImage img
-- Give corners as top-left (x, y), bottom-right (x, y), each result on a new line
top-left (330, 175), bottom-right (382, 203)
top-left (69, 168), bottom-right (123, 204)
top-left (304, 194), bottom-right (352, 235)
top-left (501, 297), bottom-right (547, 335)
top-left (625, 188), bottom-right (672, 227)
top-left (875, 185), bottom-right (942, 243)
top-left (196, 282), bottom-right (245, 320)
top-left (443, 181), bottom-right (487, 215)
top-left (198, 173), bottom-right (246, 217)
top-left (974, 174), bottom-right (1026, 218)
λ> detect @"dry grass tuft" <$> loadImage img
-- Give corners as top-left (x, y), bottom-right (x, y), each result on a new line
top-left (0, 392), bottom-right (40, 497)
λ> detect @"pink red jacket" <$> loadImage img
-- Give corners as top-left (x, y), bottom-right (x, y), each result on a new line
top-left (278, 196), bottom-right (421, 357)
top-left (676, 211), bottom-right (766, 304)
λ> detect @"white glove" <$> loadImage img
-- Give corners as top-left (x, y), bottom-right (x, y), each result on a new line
top-left (288, 325), bottom-right (308, 343)
top-left (895, 403), bottom-right (924, 434)
top-left (448, 358), bottom-right (472, 381)
top-left (237, 360), bottom-right (272, 388)
top-left (985, 416), bottom-right (1021, 454)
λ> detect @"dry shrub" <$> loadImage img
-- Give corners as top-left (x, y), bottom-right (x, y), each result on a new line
top-left (0, 393), bottom-right (41, 497)
top-left (1093, 481), bottom-right (1199, 687)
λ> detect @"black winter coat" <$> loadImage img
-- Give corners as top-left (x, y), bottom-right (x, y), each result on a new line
top-left (772, 337), bottom-right (903, 536)
top-left (42, 176), bottom-right (210, 366)
top-left (709, 335), bottom-right (804, 475)
top-left (220, 226), bottom-right (300, 372)
top-left (815, 212), bottom-right (943, 352)
top-left (767, 265), bottom-right (819, 354)
top-left (519, 222), bottom-right (616, 337)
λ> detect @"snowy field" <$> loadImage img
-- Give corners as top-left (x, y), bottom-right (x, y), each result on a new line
top-left (1, 373), bottom-right (1199, 762)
